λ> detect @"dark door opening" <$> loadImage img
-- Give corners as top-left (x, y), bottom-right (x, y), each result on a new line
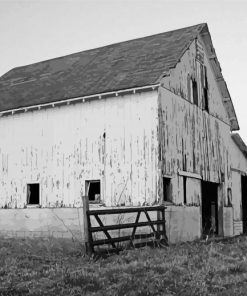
top-left (241, 175), bottom-right (247, 233)
top-left (201, 181), bottom-right (218, 235)
top-left (163, 177), bottom-right (171, 202)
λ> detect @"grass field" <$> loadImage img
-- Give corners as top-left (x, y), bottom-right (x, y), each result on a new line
top-left (1, 235), bottom-right (247, 295)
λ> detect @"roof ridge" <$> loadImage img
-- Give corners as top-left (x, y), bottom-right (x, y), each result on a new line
top-left (1, 23), bottom-right (207, 77)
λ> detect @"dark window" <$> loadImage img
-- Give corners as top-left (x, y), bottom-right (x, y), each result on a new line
top-left (27, 183), bottom-right (40, 205)
top-left (187, 74), bottom-right (192, 102)
top-left (202, 66), bottom-right (209, 112)
top-left (203, 88), bottom-right (209, 112)
top-left (183, 177), bottom-right (187, 204)
top-left (163, 177), bottom-right (171, 202)
top-left (86, 180), bottom-right (101, 203)
top-left (227, 188), bottom-right (232, 207)
top-left (192, 79), bottom-right (198, 106)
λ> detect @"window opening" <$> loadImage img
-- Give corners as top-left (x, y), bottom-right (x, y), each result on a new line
top-left (187, 74), bottom-right (192, 102)
top-left (27, 183), bottom-right (40, 205)
top-left (192, 79), bottom-right (198, 106)
top-left (86, 180), bottom-right (101, 203)
top-left (227, 188), bottom-right (232, 207)
top-left (202, 66), bottom-right (209, 112)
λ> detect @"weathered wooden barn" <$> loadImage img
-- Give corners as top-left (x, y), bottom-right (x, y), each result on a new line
top-left (0, 23), bottom-right (246, 243)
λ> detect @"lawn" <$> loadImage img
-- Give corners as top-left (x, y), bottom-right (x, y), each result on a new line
top-left (1, 235), bottom-right (247, 295)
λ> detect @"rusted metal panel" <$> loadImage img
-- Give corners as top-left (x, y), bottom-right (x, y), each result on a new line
top-left (0, 91), bottom-right (159, 208)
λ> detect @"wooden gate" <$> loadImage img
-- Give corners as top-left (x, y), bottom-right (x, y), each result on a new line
top-left (84, 203), bottom-right (168, 253)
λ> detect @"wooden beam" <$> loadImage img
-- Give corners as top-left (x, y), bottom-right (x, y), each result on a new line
top-left (178, 170), bottom-right (202, 180)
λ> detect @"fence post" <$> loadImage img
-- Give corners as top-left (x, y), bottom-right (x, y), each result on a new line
top-left (162, 206), bottom-right (168, 245)
top-left (82, 195), bottom-right (92, 254)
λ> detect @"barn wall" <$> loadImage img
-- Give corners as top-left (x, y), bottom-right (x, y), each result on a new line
top-left (0, 91), bottom-right (159, 209)
top-left (165, 206), bottom-right (201, 243)
top-left (161, 39), bottom-right (230, 125)
top-left (0, 208), bottom-right (85, 240)
top-left (158, 39), bottom-right (234, 237)
top-left (158, 87), bottom-right (231, 203)
top-left (159, 39), bottom-right (231, 183)
top-left (230, 137), bottom-right (247, 234)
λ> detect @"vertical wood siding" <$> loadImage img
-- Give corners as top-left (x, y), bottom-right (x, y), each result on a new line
top-left (230, 138), bottom-right (247, 221)
top-left (158, 39), bottom-right (232, 205)
top-left (0, 91), bottom-right (159, 208)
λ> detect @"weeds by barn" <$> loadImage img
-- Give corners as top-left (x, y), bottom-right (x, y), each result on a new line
top-left (1, 236), bottom-right (247, 295)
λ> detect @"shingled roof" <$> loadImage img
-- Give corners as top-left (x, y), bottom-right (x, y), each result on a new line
top-left (0, 23), bottom-right (239, 130)
top-left (231, 133), bottom-right (247, 158)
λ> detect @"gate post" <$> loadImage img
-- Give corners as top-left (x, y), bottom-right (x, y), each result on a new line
top-left (82, 195), bottom-right (92, 254)
top-left (161, 206), bottom-right (168, 245)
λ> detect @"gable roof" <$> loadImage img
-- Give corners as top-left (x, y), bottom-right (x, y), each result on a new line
top-left (231, 133), bottom-right (247, 158)
top-left (0, 23), bottom-right (239, 130)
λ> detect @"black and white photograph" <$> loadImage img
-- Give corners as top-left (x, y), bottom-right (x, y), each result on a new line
top-left (1, 0), bottom-right (247, 295)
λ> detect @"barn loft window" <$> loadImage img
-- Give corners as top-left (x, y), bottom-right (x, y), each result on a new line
top-left (187, 74), bottom-right (192, 102)
top-left (27, 183), bottom-right (40, 205)
top-left (200, 66), bottom-right (209, 112)
top-left (86, 180), bottom-right (101, 203)
top-left (192, 79), bottom-right (198, 106)
top-left (163, 177), bottom-right (171, 202)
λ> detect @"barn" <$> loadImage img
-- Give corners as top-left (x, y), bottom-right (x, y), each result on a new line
top-left (0, 23), bottom-right (246, 243)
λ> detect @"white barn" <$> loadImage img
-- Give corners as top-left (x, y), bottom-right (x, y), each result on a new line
top-left (0, 23), bottom-right (246, 243)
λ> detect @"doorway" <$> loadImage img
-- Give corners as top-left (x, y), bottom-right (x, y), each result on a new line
top-left (201, 181), bottom-right (218, 235)
top-left (241, 175), bottom-right (247, 233)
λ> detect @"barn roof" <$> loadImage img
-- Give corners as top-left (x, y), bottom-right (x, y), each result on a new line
top-left (231, 133), bottom-right (247, 158)
top-left (0, 23), bottom-right (239, 130)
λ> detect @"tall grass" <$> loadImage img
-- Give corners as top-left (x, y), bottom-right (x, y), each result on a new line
top-left (1, 235), bottom-right (247, 295)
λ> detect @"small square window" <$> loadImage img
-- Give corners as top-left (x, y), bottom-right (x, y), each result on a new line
top-left (86, 180), bottom-right (101, 203)
top-left (27, 183), bottom-right (40, 205)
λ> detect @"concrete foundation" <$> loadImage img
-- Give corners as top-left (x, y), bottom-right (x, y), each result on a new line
top-left (0, 208), bottom-right (85, 241)
top-left (0, 206), bottom-right (201, 245)
top-left (165, 206), bottom-right (201, 243)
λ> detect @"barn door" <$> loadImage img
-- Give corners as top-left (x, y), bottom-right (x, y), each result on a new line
top-left (241, 175), bottom-right (247, 233)
top-left (201, 181), bottom-right (218, 235)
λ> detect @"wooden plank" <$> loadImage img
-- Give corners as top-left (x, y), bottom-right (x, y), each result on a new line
top-left (161, 208), bottom-right (168, 244)
top-left (88, 205), bottom-right (166, 215)
top-left (82, 196), bottom-right (93, 254)
top-left (94, 214), bottom-right (116, 249)
top-left (131, 211), bottom-right (141, 238)
top-left (143, 209), bottom-right (157, 234)
top-left (92, 232), bottom-right (156, 246)
top-left (177, 170), bottom-right (202, 180)
top-left (90, 219), bottom-right (164, 232)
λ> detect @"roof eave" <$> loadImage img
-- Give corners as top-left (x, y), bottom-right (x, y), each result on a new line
top-left (199, 24), bottom-right (240, 131)
top-left (0, 83), bottom-right (160, 117)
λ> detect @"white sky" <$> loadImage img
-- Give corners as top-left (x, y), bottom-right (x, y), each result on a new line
top-left (1, 0), bottom-right (247, 141)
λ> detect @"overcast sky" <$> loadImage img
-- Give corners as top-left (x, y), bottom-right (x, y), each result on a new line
top-left (1, 0), bottom-right (247, 141)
